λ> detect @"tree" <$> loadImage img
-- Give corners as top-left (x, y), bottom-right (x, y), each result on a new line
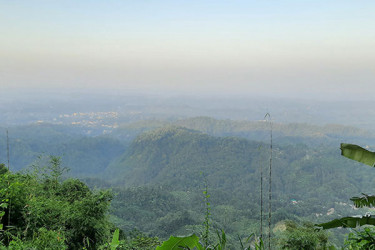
top-left (344, 227), bottom-right (375, 249)
top-left (0, 156), bottom-right (114, 249)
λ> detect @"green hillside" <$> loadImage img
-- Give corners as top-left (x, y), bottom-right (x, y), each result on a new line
top-left (107, 126), bottom-right (375, 197)
top-left (105, 126), bottom-right (375, 247)
top-left (106, 126), bottom-right (259, 189)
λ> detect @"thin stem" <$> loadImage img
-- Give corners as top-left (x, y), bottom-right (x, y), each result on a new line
top-left (259, 146), bottom-right (263, 240)
top-left (203, 176), bottom-right (210, 248)
top-left (7, 130), bottom-right (10, 171)
top-left (6, 129), bottom-right (11, 227)
top-left (264, 113), bottom-right (272, 250)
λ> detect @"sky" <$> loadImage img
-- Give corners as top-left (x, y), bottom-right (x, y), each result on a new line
top-left (1, 1), bottom-right (374, 100)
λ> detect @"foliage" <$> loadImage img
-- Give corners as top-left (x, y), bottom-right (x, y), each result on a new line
top-left (315, 143), bottom-right (375, 249)
top-left (317, 144), bottom-right (375, 230)
top-left (157, 231), bottom-right (265, 250)
top-left (214, 229), bottom-right (227, 250)
top-left (123, 229), bottom-right (161, 249)
top-left (110, 228), bottom-right (120, 250)
top-left (340, 143), bottom-right (375, 167)
top-left (13, 228), bottom-right (68, 249)
top-left (351, 193), bottom-right (375, 208)
top-left (238, 233), bottom-right (264, 250)
top-left (276, 221), bottom-right (329, 250)
top-left (0, 156), bottom-right (114, 249)
top-left (318, 215), bottom-right (375, 230)
top-left (0, 164), bottom-right (7, 232)
top-left (110, 185), bottom-right (195, 238)
top-left (345, 227), bottom-right (375, 249)
top-left (156, 234), bottom-right (202, 250)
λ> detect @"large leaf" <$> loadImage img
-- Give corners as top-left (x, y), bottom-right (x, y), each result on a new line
top-left (156, 234), bottom-right (203, 250)
top-left (317, 215), bottom-right (375, 229)
top-left (351, 193), bottom-right (375, 208)
top-left (110, 229), bottom-right (120, 250)
top-left (341, 143), bottom-right (375, 167)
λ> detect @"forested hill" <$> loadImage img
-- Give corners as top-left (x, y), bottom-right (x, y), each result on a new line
top-left (106, 125), bottom-right (375, 199)
top-left (105, 126), bottom-right (375, 245)
top-left (106, 126), bottom-right (260, 188)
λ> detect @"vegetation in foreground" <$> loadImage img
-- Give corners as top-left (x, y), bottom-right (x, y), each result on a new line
top-left (0, 157), bottom-right (159, 249)
top-left (0, 155), bottom-right (333, 249)
top-left (0, 156), bottom-right (114, 249)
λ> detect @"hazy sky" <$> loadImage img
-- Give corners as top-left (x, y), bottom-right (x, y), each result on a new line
top-left (1, 1), bottom-right (374, 99)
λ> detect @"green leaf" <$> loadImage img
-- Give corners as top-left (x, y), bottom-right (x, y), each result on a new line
top-left (341, 143), bottom-right (375, 167)
top-left (317, 215), bottom-right (375, 229)
top-left (350, 193), bottom-right (375, 208)
top-left (215, 229), bottom-right (226, 250)
top-left (156, 234), bottom-right (203, 250)
top-left (110, 229), bottom-right (120, 250)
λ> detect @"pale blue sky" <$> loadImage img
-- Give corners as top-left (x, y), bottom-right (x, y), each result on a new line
top-left (1, 1), bottom-right (374, 99)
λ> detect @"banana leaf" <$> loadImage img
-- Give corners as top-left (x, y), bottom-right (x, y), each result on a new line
top-left (317, 215), bottom-right (375, 229)
top-left (341, 143), bottom-right (375, 167)
top-left (156, 234), bottom-right (203, 250)
top-left (351, 193), bottom-right (375, 208)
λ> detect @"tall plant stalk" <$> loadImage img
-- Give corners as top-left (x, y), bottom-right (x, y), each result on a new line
top-left (6, 129), bottom-right (11, 227)
top-left (264, 113), bottom-right (272, 250)
top-left (6, 130), bottom-right (9, 171)
top-left (203, 176), bottom-right (211, 248)
top-left (259, 145), bottom-right (263, 240)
